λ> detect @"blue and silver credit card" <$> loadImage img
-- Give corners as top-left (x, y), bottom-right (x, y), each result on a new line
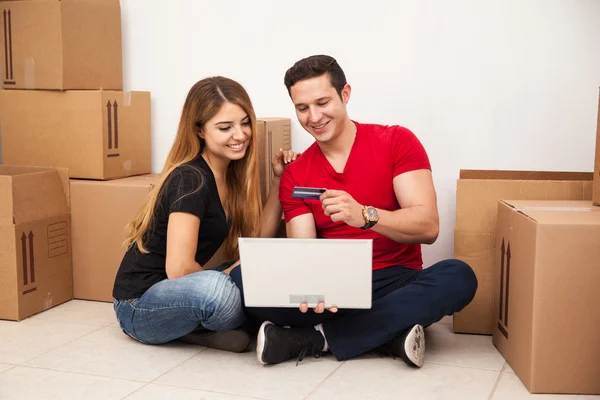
top-left (292, 186), bottom-right (326, 200)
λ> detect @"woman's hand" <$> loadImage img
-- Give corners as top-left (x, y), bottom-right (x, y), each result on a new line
top-left (272, 148), bottom-right (301, 178)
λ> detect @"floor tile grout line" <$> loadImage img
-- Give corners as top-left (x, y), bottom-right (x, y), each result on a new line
top-left (8, 364), bottom-right (152, 384)
top-left (302, 361), bottom-right (346, 400)
top-left (147, 346), bottom-right (208, 384)
top-left (120, 382), bottom-right (151, 400)
top-left (424, 360), bottom-right (504, 372)
top-left (30, 317), bottom-right (116, 328)
top-left (17, 324), bottom-right (106, 366)
top-left (140, 382), bottom-right (273, 400)
top-left (488, 362), bottom-right (506, 400)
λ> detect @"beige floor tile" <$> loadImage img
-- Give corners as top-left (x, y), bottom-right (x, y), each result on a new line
top-left (30, 299), bottom-right (116, 327)
top-left (156, 348), bottom-right (340, 400)
top-left (425, 323), bottom-right (505, 370)
top-left (124, 384), bottom-right (267, 400)
top-left (307, 358), bottom-right (500, 400)
top-left (24, 326), bottom-right (202, 382)
top-left (0, 363), bottom-right (15, 373)
top-left (0, 366), bottom-right (143, 400)
top-left (492, 372), bottom-right (600, 399)
top-left (0, 319), bottom-right (99, 364)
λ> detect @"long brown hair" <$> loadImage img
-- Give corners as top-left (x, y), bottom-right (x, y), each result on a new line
top-left (124, 77), bottom-right (262, 260)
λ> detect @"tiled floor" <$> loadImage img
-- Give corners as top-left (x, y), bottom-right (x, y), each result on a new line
top-left (0, 301), bottom-right (597, 400)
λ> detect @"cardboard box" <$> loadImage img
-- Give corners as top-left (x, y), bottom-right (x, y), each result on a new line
top-left (492, 200), bottom-right (600, 394)
top-left (0, 90), bottom-right (151, 180)
top-left (593, 90), bottom-right (600, 206)
top-left (453, 170), bottom-right (593, 335)
top-left (0, 0), bottom-right (122, 90)
top-left (0, 166), bottom-right (73, 321)
top-left (70, 175), bottom-right (158, 302)
top-left (256, 118), bottom-right (291, 204)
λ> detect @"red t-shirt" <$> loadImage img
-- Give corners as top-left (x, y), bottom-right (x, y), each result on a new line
top-left (279, 121), bottom-right (432, 271)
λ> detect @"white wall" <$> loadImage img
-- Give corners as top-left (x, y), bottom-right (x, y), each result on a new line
top-left (121, 0), bottom-right (600, 266)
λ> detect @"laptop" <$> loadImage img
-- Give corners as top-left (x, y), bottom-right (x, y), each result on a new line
top-left (238, 238), bottom-right (373, 309)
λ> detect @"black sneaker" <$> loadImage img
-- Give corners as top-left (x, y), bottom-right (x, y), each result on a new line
top-left (256, 321), bottom-right (325, 365)
top-left (381, 324), bottom-right (425, 367)
top-left (179, 328), bottom-right (250, 353)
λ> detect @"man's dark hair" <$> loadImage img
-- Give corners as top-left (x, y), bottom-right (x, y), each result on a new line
top-left (284, 55), bottom-right (347, 99)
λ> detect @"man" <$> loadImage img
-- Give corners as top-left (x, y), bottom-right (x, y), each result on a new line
top-left (231, 54), bottom-right (477, 368)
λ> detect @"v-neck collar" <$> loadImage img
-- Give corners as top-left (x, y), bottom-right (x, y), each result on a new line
top-left (197, 155), bottom-right (230, 224)
top-left (317, 120), bottom-right (360, 177)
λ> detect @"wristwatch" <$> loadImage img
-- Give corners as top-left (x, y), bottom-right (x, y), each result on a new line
top-left (361, 205), bottom-right (379, 229)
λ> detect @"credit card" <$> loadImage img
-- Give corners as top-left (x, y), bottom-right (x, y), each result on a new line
top-left (292, 186), bottom-right (326, 200)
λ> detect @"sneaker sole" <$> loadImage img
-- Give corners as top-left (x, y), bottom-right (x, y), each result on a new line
top-left (403, 324), bottom-right (425, 367)
top-left (256, 321), bottom-right (272, 365)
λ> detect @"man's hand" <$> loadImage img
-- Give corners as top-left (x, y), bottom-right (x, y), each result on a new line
top-left (299, 302), bottom-right (338, 314)
top-left (320, 190), bottom-right (364, 228)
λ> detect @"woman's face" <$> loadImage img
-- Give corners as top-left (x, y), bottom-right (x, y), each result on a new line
top-left (200, 101), bottom-right (252, 163)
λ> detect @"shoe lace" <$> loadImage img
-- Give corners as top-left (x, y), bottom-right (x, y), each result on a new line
top-left (288, 333), bottom-right (322, 366)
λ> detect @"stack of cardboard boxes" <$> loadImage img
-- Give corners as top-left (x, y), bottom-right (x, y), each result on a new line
top-left (453, 91), bottom-right (600, 394)
top-left (0, 0), bottom-right (292, 310)
top-left (0, 0), bottom-right (153, 318)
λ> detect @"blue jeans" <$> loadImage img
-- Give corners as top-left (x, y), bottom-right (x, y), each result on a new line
top-left (231, 259), bottom-right (477, 360)
top-left (114, 265), bottom-right (245, 345)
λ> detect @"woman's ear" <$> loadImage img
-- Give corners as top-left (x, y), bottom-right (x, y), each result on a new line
top-left (195, 123), bottom-right (205, 139)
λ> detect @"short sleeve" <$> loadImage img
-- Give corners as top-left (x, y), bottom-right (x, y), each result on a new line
top-left (279, 167), bottom-right (312, 223)
top-left (164, 166), bottom-right (209, 219)
top-left (390, 126), bottom-right (432, 177)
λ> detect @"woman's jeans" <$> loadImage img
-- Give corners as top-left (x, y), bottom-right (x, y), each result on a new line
top-left (113, 265), bottom-right (245, 345)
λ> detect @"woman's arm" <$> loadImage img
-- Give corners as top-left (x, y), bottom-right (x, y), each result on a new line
top-left (259, 149), bottom-right (300, 238)
top-left (165, 212), bottom-right (203, 279)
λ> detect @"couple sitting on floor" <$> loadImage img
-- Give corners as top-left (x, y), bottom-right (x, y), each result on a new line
top-left (111, 54), bottom-right (477, 368)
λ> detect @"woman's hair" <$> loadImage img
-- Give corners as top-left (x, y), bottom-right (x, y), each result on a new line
top-left (123, 76), bottom-right (262, 260)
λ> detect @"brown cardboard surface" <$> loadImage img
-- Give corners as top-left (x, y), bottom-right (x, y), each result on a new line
top-left (492, 200), bottom-right (600, 394)
top-left (0, 0), bottom-right (122, 90)
top-left (0, 166), bottom-right (72, 321)
top-left (593, 91), bottom-right (600, 206)
top-left (453, 171), bottom-right (593, 335)
top-left (70, 175), bottom-right (158, 302)
top-left (256, 118), bottom-right (291, 204)
top-left (0, 90), bottom-right (151, 180)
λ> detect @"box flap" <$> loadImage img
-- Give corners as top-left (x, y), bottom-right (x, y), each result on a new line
top-left (459, 170), bottom-right (593, 181)
top-left (501, 200), bottom-right (600, 225)
top-left (0, 167), bottom-right (69, 225)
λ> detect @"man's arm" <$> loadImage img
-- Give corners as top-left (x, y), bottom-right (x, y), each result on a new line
top-left (321, 169), bottom-right (439, 244)
top-left (371, 169), bottom-right (439, 244)
top-left (285, 213), bottom-right (317, 238)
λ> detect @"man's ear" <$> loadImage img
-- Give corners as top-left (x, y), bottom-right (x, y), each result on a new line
top-left (341, 84), bottom-right (352, 105)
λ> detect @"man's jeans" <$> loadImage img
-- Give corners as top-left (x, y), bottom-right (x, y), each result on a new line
top-left (114, 265), bottom-right (244, 345)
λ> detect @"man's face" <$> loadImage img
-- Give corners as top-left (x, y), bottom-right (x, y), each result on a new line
top-left (289, 74), bottom-right (350, 144)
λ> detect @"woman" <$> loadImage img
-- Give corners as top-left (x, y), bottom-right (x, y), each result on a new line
top-left (112, 76), bottom-right (297, 352)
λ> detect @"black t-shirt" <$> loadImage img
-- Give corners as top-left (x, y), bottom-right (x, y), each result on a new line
top-left (112, 156), bottom-right (229, 300)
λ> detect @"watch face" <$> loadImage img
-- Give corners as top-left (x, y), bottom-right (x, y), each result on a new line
top-left (367, 207), bottom-right (378, 220)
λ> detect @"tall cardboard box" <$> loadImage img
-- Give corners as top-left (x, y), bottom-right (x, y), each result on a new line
top-left (256, 118), bottom-right (291, 204)
top-left (453, 170), bottom-right (593, 335)
top-left (593, 90), bottom-right (600, 206)
top-left (71, 175), bottom-right (158, 302)
top-left (492, 200), bottom-right (600, 394)
top-left (0, 166), bottom-right (73, 321)
top-left (0, 0), bottom-right (122, 90)
top-left (0, 90), bottom-right (151, 180)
